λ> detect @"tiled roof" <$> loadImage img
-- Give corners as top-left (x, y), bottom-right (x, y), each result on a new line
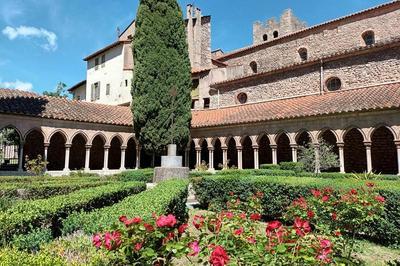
top-left (1, 82), bottom-right (400, 129)
top-left (191, 82), bottom-right (400, 128)
top-left (216, 1), bottom-right (400, 61)
top-left (0, 89), bottom-right (133, 126)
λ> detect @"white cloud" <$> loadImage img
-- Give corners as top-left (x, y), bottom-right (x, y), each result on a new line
top-left (2, 25), bottom-right (57, 51)
top-left (0, 79), bottom-right (33, 92)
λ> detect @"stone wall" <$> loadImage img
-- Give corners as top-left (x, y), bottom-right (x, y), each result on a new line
top-left (221, 3), bottom-right (400, 75)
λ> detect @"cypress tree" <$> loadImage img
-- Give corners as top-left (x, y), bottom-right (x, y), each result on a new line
top-left (132, 0), bottom-right (192, 155)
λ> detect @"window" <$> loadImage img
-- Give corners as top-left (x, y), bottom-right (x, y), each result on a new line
top-left (298, 48), bottom-right (308, 61)
top-left (192, 79), bottom-right (199, 89)
top-left (203, 98), bottom-right (210, 109)
top-left (273, 31), bottom-right (279, 38)
top-left (326, 77), bottom-right (342, 91)
top-left (101, 54), bottom-right (106, 68)
top-left (125, 80), bottom-right (128, 87)
top-left (76, 95), bottom-right (81, 101)
top-left (106, 84), bottom-right (110, 96)
top-left (362, 31), bottom-right (375, 46)
top-left (191, 99), bottom-right (198, 109)
top-left (237, 92), bottom-right (248, 104)
top-left (250, 61), bottom-right (258, 73)
top-left (91, 82), bottom-right (100, 101)
top-left (95, 58), bottom-right (99, 70)
top-left (263, 34), bottom-right (268, 42)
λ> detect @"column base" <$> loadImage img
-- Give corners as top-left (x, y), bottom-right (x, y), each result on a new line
top-left (120, 167), bottom-right (126, 171)
top-left (84, 168), bottom-right (91, 172)
top-left (102, 168), bottom-right (109, 171)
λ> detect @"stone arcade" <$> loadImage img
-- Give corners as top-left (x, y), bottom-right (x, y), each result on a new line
top-left (1, 1), bottom-right (400, 175)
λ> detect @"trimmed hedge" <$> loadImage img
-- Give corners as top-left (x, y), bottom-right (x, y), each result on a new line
top-left (0, 180), bottom-right (111, 200)
top-left (0, 174), bottom-right (102, 183)
top-left (260, 164), bottom-right (281, 170)
top-left (62, 179), bottom-right (189, 235)
top-left (114, 168), bottom-right (154, 183)
top-left (0, 181), bottom-right (146, 243)
top-left (0, 248), bottom-right (66, 266)
top-left (192, 175), bottom-right (400, 246)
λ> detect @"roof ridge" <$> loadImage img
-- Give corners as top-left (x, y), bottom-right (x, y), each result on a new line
top-left (217, 0), bottom-right (399, 60)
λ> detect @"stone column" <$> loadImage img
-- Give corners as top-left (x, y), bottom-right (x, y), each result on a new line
top-left (396, 141), bottom-right (400, 176)
top-left (364, 141), bottom-right (372, 173)
top-left (17, 142), bottom-right (24, 172)
top-left (120, 146), bottom-right (127, 171)
top-left (337, 143), bottom-right (345, 173)
top-left (237, 147), bottom-right (243, 170)
top-left (208, 147), bottom-right (214, 170)
top-left (291, 144), bottom-right (298, 163)
top-left (253, 145), bottom-right (259, 169)
top-left (222, 147), bottom-right (228, 169)
top-left (195, 147), bottom-right (201, 168)
top-left (63, 144), bottom-right (71, 172)
top-left (314, 143), bottom-right (321, 174)
top-left (271, 144), bottom-right (278, 165)
top-left (135, 145), bottom-right (141, 170)
top-left (103, 145), bottom-right (110, 171)
top-left (84, 145), bottom-right (91, 172)
top-left (184, 148), bottom-right (190, 168)
top-left (44, 143), bottom-right (49, 171)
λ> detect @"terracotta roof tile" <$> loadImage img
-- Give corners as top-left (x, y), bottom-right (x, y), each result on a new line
top-left (191, 82), bottom-right (400, 128)
top-left (0, 89), bottom-right (133, 126)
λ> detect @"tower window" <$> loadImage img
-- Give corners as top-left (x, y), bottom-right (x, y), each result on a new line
top-left (250, 61), bottom-right (258, 73)
top-left (362, 31), bottom-right (375, 46)
top-left (203, 98), bottom-right (210, 109)
top-left (326, 77), bottom-right (342, 91)
top-left (237, 92), bottom-right (248, 104)
top-left (263, 34), bottom-right (268, 42)
top-left (298, 48), bottom-right (308, 61)
top-left (273, 31), bottom-right (279, 38)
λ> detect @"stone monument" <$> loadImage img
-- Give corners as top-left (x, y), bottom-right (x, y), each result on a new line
top-left (153, 144), bottom-right (189, 182)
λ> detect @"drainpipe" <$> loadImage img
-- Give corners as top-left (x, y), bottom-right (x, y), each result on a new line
top-left (320, 59), bottom-right (324, 95)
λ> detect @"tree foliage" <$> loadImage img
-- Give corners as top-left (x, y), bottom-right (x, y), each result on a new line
top-left (132, 0), bottom-right (192, 154)
top-left (298, 139), bottom-right (340, 173)
top-left (43, 82), bottom-right (68, 98)
top-left (0, 128), bottom-right (18, 162)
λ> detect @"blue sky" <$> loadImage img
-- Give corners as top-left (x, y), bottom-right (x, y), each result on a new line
top-left (0, 0), bottom-right (389, 94)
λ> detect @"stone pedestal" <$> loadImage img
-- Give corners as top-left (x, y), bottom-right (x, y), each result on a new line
top-left (154, 144), bottom-right (189, 183)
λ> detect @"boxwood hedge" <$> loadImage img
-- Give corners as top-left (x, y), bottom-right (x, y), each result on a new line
top-left (62, 179), bottom-right (189, 235)
top-left (192, 175), bottom-right (400, 246)
top-left (114, 168), bottom-right (154, 183)
top-left (0, 181), bottom-right (146, 243)
top-left (0, 248), bottom-right (66, 266)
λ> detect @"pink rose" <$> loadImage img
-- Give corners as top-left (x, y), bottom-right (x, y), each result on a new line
top-left (103, 231), bottom-right (122, 251)
top-left (188, 241), bottom-right (200, 256)
top-left (156, 214), bottom-right (177, 228)
top-left (92, 234), bottom-right (102, 248)
top-left (234, 227), bottom-right (244, 235)
top-left (209, 246), bottom-right (229, 266)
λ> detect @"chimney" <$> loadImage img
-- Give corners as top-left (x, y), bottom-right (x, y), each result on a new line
top-left (186, 4), bottom-right (193, 20)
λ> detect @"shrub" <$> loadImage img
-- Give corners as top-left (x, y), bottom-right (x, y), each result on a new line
top-left (24, 155), bottom-right (48, 176)
top-left (11, 228), bottom-right (53, 252)
top-left (192, 175), bottom-right (400, 246)
top-left (62, 179), bottom-right (189, 235)
top-left (0, 248), bottom-right (66, 266)
top-left (279, 162), bottom-right (304, 172)
top-left (189, 171), bottom-right (213, 178)
top-left (0, 182), bottom-right (146, 243)
top-left (298, 139), bottom-right (339, 172)
top-left (114, 168), bottom-right (154, 183)
top-left (260, 164), bottom-right (280, 170)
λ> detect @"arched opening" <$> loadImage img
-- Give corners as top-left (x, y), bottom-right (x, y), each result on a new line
top-left (263, 34), bottom-right (268, 41)
top-left (227, 138), bottom-right (237, 168)
top-left (69, 134), bottom-right (86, 170)
top-left (200, 140), bottom-right (209, 168)
top-left (277, 133), bottom-right (292, 163)
top-left (259, 134), bottom-right (272, 165)
top-left (125, 138), bottom-right (137, 169)
top-left (320, 130), bottom-right (339, 172)
top-left (326, 77), bottom-right (342, 91)
top-left (344, 128), bottom-right (367, 173)
top-left (242, 136), bottom-right (254, 169)
top-left (273, 31), bottom-right (279, 38)
top-left (90, 135), bottom-right (105, 170)
top-left (371, 127), bottom-right (397, 174)
top-left (23, 129), bottom-right (44, 169)
top-left (213, 139), bottom-right (223, 170)
top-left (0, 126), bottom-right (21, 171)
top-left (296, 131), bottom-right (311, 159)
top-left (47, 132), bottom-right (66, 171)
top-left (362, 31), bottom-right (375, 46)
top-left (109, 136), bottom-right (122, 170)
top-left (250, 61), bottom-right (258, 73)
top-left (189, 141), bottom-right (196, 169)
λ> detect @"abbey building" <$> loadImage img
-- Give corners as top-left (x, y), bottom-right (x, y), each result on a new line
top-left (1, 1), bottom-right (400, 175)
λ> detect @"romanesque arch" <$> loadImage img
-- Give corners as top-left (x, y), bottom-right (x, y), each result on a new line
top-left (69, 133), bottom-right (87, 170)
top-left (258, 134), bottom-right (272, 165)
top-left (23, 129), bottom-right (45, 169)
top-left (344, 128), bottom-right (367, 173)
top-left (371, 126), bottom-right (397, 174)
top-left (276, 132), bottom-right (292, 163)
top-left (47, 131), bottom-right (67, 171)
top-left (213, 138), bottom-right (223, 170)
top-left (319, 129), bottom-right (339, 172)
top-left (227, 137), bottom-right (238, 168)
top-left (125, 138), bottom-right (137, 169)
top-left (242, 136), bottom-right (254, 169)
top-left (108, 136), bottom-right (122, 170)
top-left (90, 134), bottom-right (105, 170)
top-left (200, 139), bottom-right (209, 167)
top-left (0, 125), bottom-right (22, 171)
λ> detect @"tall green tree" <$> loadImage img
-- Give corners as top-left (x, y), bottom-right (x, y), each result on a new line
top-left (132, 0), bottom-right (192, 155)
top-left (43, 82), bottom-right (68, 98)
